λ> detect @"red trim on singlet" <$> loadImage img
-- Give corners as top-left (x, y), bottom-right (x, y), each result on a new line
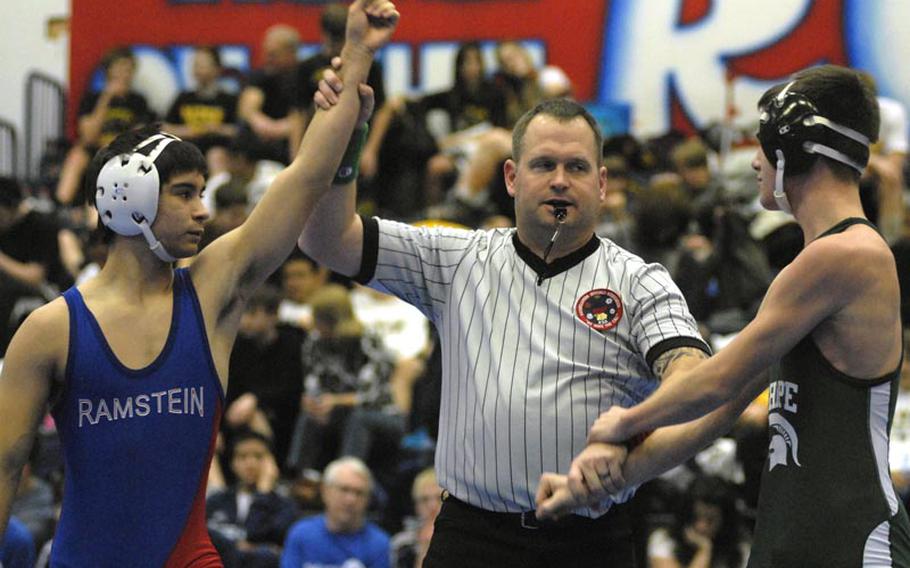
top-left (164, 400), bottom-right (224, 568)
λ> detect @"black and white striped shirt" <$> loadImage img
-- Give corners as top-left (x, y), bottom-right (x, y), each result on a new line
top-left (355, 217), bottom-right (709, 516)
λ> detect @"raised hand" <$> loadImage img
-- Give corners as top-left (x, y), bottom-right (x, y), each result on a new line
top-left (345, 0), bottom-right (400, 54)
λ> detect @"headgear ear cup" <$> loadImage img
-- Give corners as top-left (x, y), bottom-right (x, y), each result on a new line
top-left (95, 133), bottom-right (180, 262)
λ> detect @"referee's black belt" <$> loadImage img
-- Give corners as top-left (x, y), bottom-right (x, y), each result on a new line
top-left (441, 492), bottom-right (632, 534)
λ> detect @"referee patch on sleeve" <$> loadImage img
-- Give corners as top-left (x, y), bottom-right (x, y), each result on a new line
top-left (576, 288), bottom-right (623, 331)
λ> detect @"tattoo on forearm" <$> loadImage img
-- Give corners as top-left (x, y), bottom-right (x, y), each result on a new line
top-left (652, 347), bottom-right (709, 380)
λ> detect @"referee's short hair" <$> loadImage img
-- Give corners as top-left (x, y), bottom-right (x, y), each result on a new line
top-left (511, 98), bottom-right (604, 167)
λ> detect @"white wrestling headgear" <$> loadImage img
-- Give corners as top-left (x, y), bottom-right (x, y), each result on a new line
top-left (95, 133), bottom-right (180, 262)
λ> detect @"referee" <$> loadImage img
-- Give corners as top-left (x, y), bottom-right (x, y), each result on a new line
top-left (300, 88), bottom-right (711, 565)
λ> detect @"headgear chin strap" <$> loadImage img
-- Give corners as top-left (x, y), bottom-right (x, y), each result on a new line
top-left (758, 80), bottom-right (872, 214)
top-left (773, 149), bottom-right (792, 214)
top-left (96, 133), bottom-right (180, 262)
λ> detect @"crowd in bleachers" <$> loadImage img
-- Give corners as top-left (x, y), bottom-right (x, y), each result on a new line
top-left (4, 3), bottom-right (910, 566)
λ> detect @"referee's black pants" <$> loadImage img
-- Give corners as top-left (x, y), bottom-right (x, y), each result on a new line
top-left (423, 494), bottom-right (638, 567)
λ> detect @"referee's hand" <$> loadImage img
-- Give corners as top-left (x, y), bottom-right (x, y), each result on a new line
top-left (588, 406), bottom-right (631, 444)
top-left (313, 58), bottom-right (375, 129)
top-left (314, 58), bottom-right (344, 110)
top-left (567, 442), bottom-right (628, 501)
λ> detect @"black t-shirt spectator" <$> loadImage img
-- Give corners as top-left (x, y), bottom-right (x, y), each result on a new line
top-left (418, 81), bottom-right (508, 132)
top-left (166, 90), bottom-right (238, 154)
top-left (77, 91), bottom-right (154, 148)
top-left (226, 323), bottom-right (305, 469)
top-left (0, 211), bottom-right (70, 355)
top-left (296, 53), bottom-right (385, 115)
top-left (247, 69), bottom-right (299, 120)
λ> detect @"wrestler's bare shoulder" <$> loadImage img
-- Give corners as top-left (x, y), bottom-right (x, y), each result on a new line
top-left (10, 297), bottom-right (70, 370)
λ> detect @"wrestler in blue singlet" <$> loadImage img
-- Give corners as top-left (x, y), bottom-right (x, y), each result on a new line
top-left (51, 268), bottom-right (223, 567)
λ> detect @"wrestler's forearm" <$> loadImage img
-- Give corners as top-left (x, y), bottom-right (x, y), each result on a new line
top-left (0, 433), bottom-right (34, 537)
top-left (622, 375), bottom-right (764, 486)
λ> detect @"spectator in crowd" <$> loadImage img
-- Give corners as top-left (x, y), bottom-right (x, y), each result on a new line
top-left (207, 430), bottom-right (298, 568)
top-left (749, 211), bottom-right (803, 277)
top-left (199, 179), bottom-right (249, 249)
top-left (0, 516), bottom-right (35, 568)
top-left (671, 138), bottom-right (724, 233)
top-left (492, 41), bottom-right (542, 128)
top-left (646, 475), bottom-right (750, 568)
top-left (278, 251), bottom-right (330, 330)
top-left (866, 77), bottom-right (908, 243)
top-left (425, 61), bottom-right (573, 225)
top-left (627, 174), bottom-right (692, 272)
top-left (281, 457), bottom-right (390, 568)
top-left (420, 125), bottom-right (512, 225)
top-left (74, 227), bottom-right (111, 285)
top-left (670, 136), bottom-right (760, 237)
top-left (163, 46), bottom-right (239, 174)
top-left (359, 41), bottom-right (505, 213)
top-left (0, 177), bottom-right (70, 356)
top-left (56, 47), bottom-right (154, 205)
top-left (288, 468), bottom-right (325, 521)
top-left (9, 442), bottom-right (55, 554)
top-left (427, 44), bottom-right (566, 223)
top-left (350, 284), bottom-right (430, 362)
top-left (203, 132), bottom-right (285, 214)
top-left (239, 24), bottom-right (301, 164)
top-left (391, 468), bottom-right (442, 568)
top-left (537, 65), bottom-right (574, 101)
top-left (350, 284), bottom-right (430, 418)
top-left (416, 42), bottom-right (507, 137)
top-left (224, 285), bottom-right (304, 470)
top-left (594, 154), bottom-right (638, 249)
top-left (422, 42), bottom-right (508, 206)
top-left (286, 285), bottom-right (404, 481)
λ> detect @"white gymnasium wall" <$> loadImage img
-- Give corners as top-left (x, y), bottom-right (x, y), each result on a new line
top-left (0, 0), bottom-right (69, 178)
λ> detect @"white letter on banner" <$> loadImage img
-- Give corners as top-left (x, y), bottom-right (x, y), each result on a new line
top-left (600, 0), bottom-right (811, 135)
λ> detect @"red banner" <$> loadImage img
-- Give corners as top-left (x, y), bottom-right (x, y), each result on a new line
top-left (69, 1), bottom-right (608, 135)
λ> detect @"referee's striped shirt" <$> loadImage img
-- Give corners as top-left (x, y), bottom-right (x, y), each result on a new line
top-left (354, 217), bottom-right (710, 517)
